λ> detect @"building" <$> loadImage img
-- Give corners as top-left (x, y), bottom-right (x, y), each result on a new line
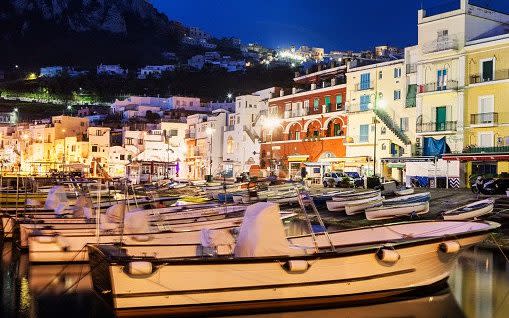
top-left (222, 88), bottom-right (276, 178)
top-left (189, 27), bottom-right (211, 40)
top-left (185, 111), bottom-right (229, 180)
top-left (87, 126), bottom-right (111, 176)
top-left (0, 112), bottom-right (15, 124)
top-left (97, 64), bottom-right (128, 76)
top-left (260, 67), bottom-right (348, 181)
top-left (40, 66), bottom-right (64, 78)
top-left (188, 55), bottom-right (205, 70)
top-left (138, 65), bottom-right (175, 79)
top-left (345, 59), bottom-right (414, 180)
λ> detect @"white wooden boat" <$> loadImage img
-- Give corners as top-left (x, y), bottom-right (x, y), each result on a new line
top-left (395, 188), bottom-right (415, 196)
top-left (331, 190), bottom-right (380, 201)
top-left (344, 197), bottom-right (383, 215)
top-left (326, 192), bottom-right (381, 212)
top-left (382, 192), bottom-right (431, 206)
top-left (88, 202), bottom-right (498, 316)
top-left (365, 202), bottom-right (430, 221)
top-left (442, 199), bottom-right (494, 221)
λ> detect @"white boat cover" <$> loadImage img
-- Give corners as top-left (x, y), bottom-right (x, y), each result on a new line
top-left (124, 210), bottom-right (151, 234)
top-left (73, 195), bottom-right (93, 218)
top-left (234, 202), bottom-right (302, 257)
top-left (106, 203), bottom-right (127, 223)
top-left (44, 186), bottom-right (69, 210)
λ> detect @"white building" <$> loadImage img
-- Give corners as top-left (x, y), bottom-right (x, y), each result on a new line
top-left (97, 64), bottom-right (127, 76)
top-left (40, 66), bottom-right (64, 77)
top-left (138, 65), bottom-right (175, 79)
top-left (188, 55), bottom-right (205, 70)
top-left (222, 88), bottom-right (276, 178)
top-left (87, 127), bottom-right (111, 176)
top-left (189, 27), bottom-right (211, 40)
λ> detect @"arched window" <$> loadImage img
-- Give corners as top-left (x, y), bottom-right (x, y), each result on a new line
top-left (226, 137), bottom-right (234, 154)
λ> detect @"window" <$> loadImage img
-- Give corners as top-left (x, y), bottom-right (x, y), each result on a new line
top-left (119, 154), bottom-right (125, 160)
top-left (313, 98), bottom-right (319, 111)
top-left (394, 90), bottom-right (401, 100)
top-left (142, 165), bottom-right (151, 174)
top-left (295, 131), bottom-right (301, 140)
top-left (229, 115), bottom-right (235, 126)
top-left (359, 124), bottom-right (369, 142)
top-left (360, 73), bottom-right (371, 90)
top-left (333, 124), bottom-right (342, 136)
top-left (406, 84), bottom-right (417, 107)
top-left (226, 137), bottom-right (234, 154)
top-left (378, 71), bottom-right (383, 79)
top-left (169, 129), bottom-right (178, 137)
top-left (478, 132), bottom-right (494, 147)
top-left (303, 100), bottom-right (310, 114)
top-left (313, 130), bottom-right (319, 137)
top-left (125, 137), bottom-right (133, 145)
top-left (481, 58), bottom-right (495, 82)
top-left (400, 117), bottom-right (409, 131)
top-left (478, 95), bottom-right (494, 124)
top-left (95, 130), bottom-right (102, 136)
top-left (335, 95), bottom-right (343, 110)
top-left (138, 139), bottom-right (143, 145)
top-left (324, 96), bottom-right (331, 112)
top-left (360, 95), bottom-right (371, 111)
top-left (91, 145), bottom-right (98, 152)
top-left (236, 116), bottom-right (240, 124)
top-left (394, 68), bottom-right (402, 78)
top-left (437, 69), bottom-right (448, 90)
top-left (269, 106), bottom-right (278, 116)
top-left (190, 101), bottom-right (194, 106)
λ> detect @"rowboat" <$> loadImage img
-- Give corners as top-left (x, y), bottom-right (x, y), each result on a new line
top-left (395, 188), bottom-right (415, 196)
top-left (331, 190), bottom-right (380, 201)
top-left (326, 191), bottom-right (381, 212)
top-left (88, 202), bottom-right (498, 316)
top-left (442, 199), bottom-right (494, 221)
top-left (344, 197), bottom-right (383, 215)
top-left (382, 192), bottom-right (431, 206)
top-left (365, 202), bottom-right (430, 221)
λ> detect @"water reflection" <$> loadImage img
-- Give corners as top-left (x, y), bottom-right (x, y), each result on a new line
top-left (1, 236), bottom-right (508, 318)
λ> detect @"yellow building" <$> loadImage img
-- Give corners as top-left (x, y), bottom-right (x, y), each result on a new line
top-left (450, 34), bottom-right (509, 181)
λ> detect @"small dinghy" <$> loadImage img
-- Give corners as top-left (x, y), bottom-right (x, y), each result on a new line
top-left (443, 199), bottom-right (494, 221)
top-left (366, 202), bottom-right (430, 221)
top-left (326, 191), bottom-right (381, 212)
top-left (345, 197), bottom-right (383, 215)
top-left (395, 188), bottom-right (415, 196)
top-left (383, 192), bottom-right (430, 206)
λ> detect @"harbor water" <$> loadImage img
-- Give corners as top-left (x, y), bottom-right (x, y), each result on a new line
top-left (2, 232), bottom-right (508, 318)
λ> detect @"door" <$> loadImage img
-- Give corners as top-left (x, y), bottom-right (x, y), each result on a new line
top-left (482, 60), bottom-right (494, 82)
top-left (435, 107), bottom-right (447, 131)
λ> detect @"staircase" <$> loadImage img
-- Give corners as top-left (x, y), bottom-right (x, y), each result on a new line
top-left (373, 108), bottom-right (411, 145)
top-left (243, 125), bottom-right (260, 143)
top-left (252, 110), bottom-right (267, 127)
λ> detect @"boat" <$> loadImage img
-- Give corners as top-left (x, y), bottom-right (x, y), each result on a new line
top-left (326, 191), bottom-right (381, 212)
top-left (88, 202), bottom-right (499, 316)
top-left (344, 197), bottom-right (383, 215)
top-left (442, 199), bottom-right (494, 221)
top-left (395, 188), bottom-right (415, 196)
top-left (382, 192), bottom-right (431, 206)
top-left (331, 189), bottom-right (380, 201)
top-left (365, 202), bottom-right (430, 221)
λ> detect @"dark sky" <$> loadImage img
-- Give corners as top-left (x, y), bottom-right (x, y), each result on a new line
top-left (152, 0), bottom-right (509, 51)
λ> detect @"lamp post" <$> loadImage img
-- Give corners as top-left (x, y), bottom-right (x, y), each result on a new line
top-left (205, 127), bottom-right (215, 180)
top-left (263, 117), bottom-right (281, 176)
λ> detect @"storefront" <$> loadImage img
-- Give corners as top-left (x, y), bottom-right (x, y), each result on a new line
top-left (442, 153), bottom-right (509, 186)
top-left (287, 154), bottom-right (309, 179)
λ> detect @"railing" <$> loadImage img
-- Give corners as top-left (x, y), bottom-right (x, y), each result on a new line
top-left (463, 146), bottom-right (509, 154)
top-left (469, 69), bottom-right (509, 84)
top-left (406, 64), bottom-right (417, 74)
top-left (416, 121), bottom-right (457, 133)
top-left (470, 112), bottom-right (498, 125)
top-left (418, 80), bottom-right (458, 93)
top-left (355, 81), bottom-right (374, 91)
top-left (346, 103), bottom-right (370, 113)
top-left (373, 108), bottom-right (411, 145)
top-left (422, 35), bottom-right (459, 54)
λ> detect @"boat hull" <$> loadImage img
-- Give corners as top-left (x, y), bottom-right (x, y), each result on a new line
top-left (89, 226), bottom-right (490, 314)
top-left (365, 202), bottom-right (429, 220)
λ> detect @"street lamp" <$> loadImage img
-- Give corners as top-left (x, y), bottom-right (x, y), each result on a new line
top-left (205, 127), bottom-right (215, 180)
top-left (227, 93), bottom-right (233, 101)
top-left (263, 117), bottom-right (281, 176)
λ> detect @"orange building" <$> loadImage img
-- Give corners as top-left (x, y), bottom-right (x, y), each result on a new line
top-left (260, 67), bottom-right (348, 179)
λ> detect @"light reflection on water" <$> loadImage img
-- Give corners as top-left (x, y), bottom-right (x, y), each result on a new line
top-left (1, 233), bottom-right (509, 318)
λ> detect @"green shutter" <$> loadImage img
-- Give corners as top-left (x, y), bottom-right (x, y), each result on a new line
top-left (406, 84), bottom-right (417, 107)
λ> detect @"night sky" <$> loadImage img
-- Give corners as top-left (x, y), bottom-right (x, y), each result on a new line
top-left (153, 0), bottom-right (509, 51)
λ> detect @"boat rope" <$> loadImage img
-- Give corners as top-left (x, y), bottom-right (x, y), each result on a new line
top-left (38, 244), bottom-right (89, 294)
top-left (489, 233), bottom-right (509, 264)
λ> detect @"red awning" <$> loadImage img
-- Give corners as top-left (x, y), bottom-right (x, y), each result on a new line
top-left (442, 154), bottom-right (509, 162)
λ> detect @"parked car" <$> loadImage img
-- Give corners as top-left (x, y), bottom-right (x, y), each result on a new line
top-left (323, 172), bottom-right (354, 188)
top-left (345, 171), bottom-right (364, 188)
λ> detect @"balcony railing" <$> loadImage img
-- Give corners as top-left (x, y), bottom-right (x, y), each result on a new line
top-left (463, 146), bottom-right (509, 154)
top-left (470, 112), bottom-right (498, 125)
top-left (469, 69), bottom-right (509, 84)
top-left (418, 80), bottom-right (458, 93)
top-left (406, 64), bottom-right (417, 74)
top-left (355, 81), bottom-right (374, 91)
top-left (416, 121), bottom-right (457, 133)
top-left (422, 35), bottom-right (459, 54)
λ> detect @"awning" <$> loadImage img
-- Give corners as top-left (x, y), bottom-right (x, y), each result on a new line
top-left (443, 153), bottom-right (509, 162)
top-left (288, 155), bottom-right (309, 162)
top-left (387, 163), bottom-right (406, 169)
top-left (319, 156), bottom-right (370, 163)
top-left (381, 156), bottom-right (436, 163)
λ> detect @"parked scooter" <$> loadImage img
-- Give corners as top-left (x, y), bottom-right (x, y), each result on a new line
top-left (470, 175), bottom-right (509, 195)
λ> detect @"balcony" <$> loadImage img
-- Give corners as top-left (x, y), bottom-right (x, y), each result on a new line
top-left (470, 112), bottom-right (498, 125)
top-left (418, 80), bottom-right (458, 93)
top-left (416, 121), bottom-right (457, 133)
top-left (185, 131), bottom-right (196, 139)
top-left (422, 35), bottom-right (459, 54)
top-left (354, 81), bottom-right (374, 91)
top-left (406, 64), bottom-right (417, 74)
top-left (346, 103), bottom-right (371, 113)
top-left (463, 146), bottom-right (509, 154)
top-left (469, 70), bottom-right (509, 84)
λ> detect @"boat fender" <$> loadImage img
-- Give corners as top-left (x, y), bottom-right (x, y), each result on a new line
top-left (35, 236), bottom-right (57, 244)
top-left (128, 261), bottom-right (154, 276)
top-left (376, 248), bottom-right (400, 263)
top-left (439, 241), bottom-right (460, 254)
top-left (131, 235), bottom-right (152, 242)
top-left (283, 260), bottom-right (310, 273)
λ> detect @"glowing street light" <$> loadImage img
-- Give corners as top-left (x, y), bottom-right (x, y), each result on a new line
top-left (227, 93), bottom-right (233, 101)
